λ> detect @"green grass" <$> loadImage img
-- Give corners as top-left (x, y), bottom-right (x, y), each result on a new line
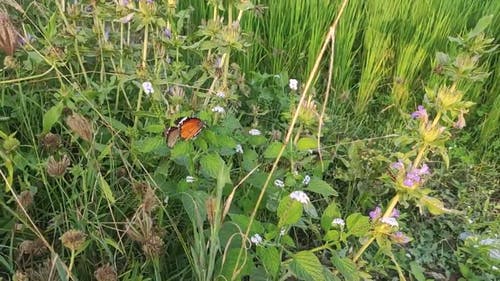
top-left (1, 0), bottom-right (499, 280)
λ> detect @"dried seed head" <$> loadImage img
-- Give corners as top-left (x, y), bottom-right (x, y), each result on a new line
top-left (17, 190), bottom-right (33, 211)
top-left (132, 182), bottom-right (149, 197)
top-left (94, 264), bottom-right (118, 281)
top-left (41, 133), bottom-right (62, 151)
top-left (60, 229), bottom-right (86, 251)
top-left (0, 12), bottom-right (18, 56)
top-left (142, 186), bottom-right (158, 213)
top-left (46, 155), bottom-right (70, 177)
top-left (18, 238), bottom-right (47, 257)
top-left (66, 113), bottom-right (93, 141)
top-left (24, 259), bottom-right (59, 281)
top-left (142, 234), bottom-right (164, 258)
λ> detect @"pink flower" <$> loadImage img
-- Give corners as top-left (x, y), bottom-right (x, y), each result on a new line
top-left (369, 206), bottom-right (382, 220)
top-left (411, 105), bottom-right (428, 121)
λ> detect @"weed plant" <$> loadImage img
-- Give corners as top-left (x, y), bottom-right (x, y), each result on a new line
top-left (0, 1), bottom-right (499, 281)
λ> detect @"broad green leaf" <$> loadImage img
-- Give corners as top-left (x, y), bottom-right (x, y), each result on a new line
top-left (248, 135), bottom-right (266, 146)
top-left (307, 177), bottom-right (338, 197)
top-left (257, 246), bottom-right (280, 279)
top-left (303, 202), bottom-right (318, 219)
top-left (346, 213), bottom-right (370, 237)
top-left (98, 174), bottom-right (116, 204)
top-left (170, 142), bottom-right (193, 168)
top-left (296, 137), bottom-right (317, 151)
top-left (410, 261), bottom-right (426, 281)
top-left (264, 142), bottom-right (283, 159)
top-left (181, 190), bottom-right (208, 225)
top-left (277, 196), bottom-right (303, 227)
top-left (420, 196), bottom-right (446, 215)
top-left (466, 15), bottom-right (493, 40)
top-left (331, 252), bottom-right (359, 281)
top-left (144, 123), bottom-right (165, 133)
top-left (104, 116), bottom-right (128, 132)
top-left (218, 248), bottom-right (252, 280)
top-left (228, 213), bottom-right (264, 234)
top-left (320, 201), bottom-right (341, 231)
top-left (242, 149), bottom-right (258, 171)
top-left (43, 101), bottom-right (63, 133)
top-left (200, 153), bottom-right (225, 179)
top-left (289, 251), bottom-right (326, 281)
top-left (135, 136), bottom-right (164, 153)
top-left (324, 230), bottom-right (340, 242)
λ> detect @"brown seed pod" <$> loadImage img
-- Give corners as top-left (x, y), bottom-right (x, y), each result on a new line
top-left (0, 12), bottom-right (18, 56)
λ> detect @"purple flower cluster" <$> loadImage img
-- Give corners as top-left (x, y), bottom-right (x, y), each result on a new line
top-left (403, 164), bottom-right (430, 187)
top-left (391, 160), bottom-right (431, 188)
top-left (369, 206), bottom-right (400, 221)
top-left (411, 105), bottom-right (428, 121)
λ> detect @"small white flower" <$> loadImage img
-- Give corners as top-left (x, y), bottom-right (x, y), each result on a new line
top-left (302, 175), bottom-right (311, 185)
top-left (212, 106), bottom-right (225, 113)
top-left (405, 253), bottom-right (412, 259)
top-left (249, 129), bottom-right (261, 136)
top-left (274, 179), bottom-right (284, 188)
top-left (216, 91), bottom-right (226, 98)
top-left (142, 81), bottom-right (154, 95)
top-left (250, 234), bottom-right (263, 245)
top-left (289, 191), bottom-right (310, 204)
top-left (235, 144), bottom-right (244, 154)
top-left (492, 265), bottom-right (499, 270)
top-left (380, 217), bottom-right (399, 227)
top-left (331, 218), bottom-right (345, 227)
top-left (164, 196), bottom-right (169, 205)
top-left (289, 79), bottom-right (298, 91)
top-left (186, 176), bottom-right (196, 183)
top-left (279, 228), bottom-right (286, 236)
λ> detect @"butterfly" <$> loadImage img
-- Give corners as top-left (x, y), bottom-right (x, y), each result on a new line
top-left (164, 117), bottom-right (205, 148)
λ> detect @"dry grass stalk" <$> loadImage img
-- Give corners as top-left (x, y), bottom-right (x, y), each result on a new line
top-left (0, 11), bottom-right (18, 55)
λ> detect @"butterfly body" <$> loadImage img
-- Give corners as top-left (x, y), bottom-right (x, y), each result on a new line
top-left (164, 117), bottom-right (204, 148)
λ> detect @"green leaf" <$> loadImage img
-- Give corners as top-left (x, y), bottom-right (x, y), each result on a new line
top-left (43, 101), bottom-right (63, 133)
top-left (181, 190), bottom-right (208, 226)
top-left (466, 15), bottom-right (493, 40)
top-left (170, 142), bottom-right (193, 168)
top-left (324, 230), bottom-right (340, 242)
top-left (409, 261), bottom-right (426, 281)
top-left (420, 196), bottom-right (449, 215)
top-left (257, 246), bottom-right (280, 279)
top-left (264, 142), bottom-right (283, 158)
top-left (228, 213), bottom-right (264, 234)
top-left (248, 135), bottom-right (267, 146)
top-left (346, 213), bottom-right (370, 237)
top-left (200, 153), bottom-right (225, 179)
top-left (242, 149), bottom-right (258, 171)
top-left (104, 116), bottom-right (128, 132)
top-left (277, 196), bottom-right (303, 227)
top-left (320, 202), bottom-right (341, 231)
top-left (219, 248), bottom-right (252, 280)
top-left (307, 177), bottom-right (338, 197)
top-left (289, 251), bottom-right (326, 281)
top-left (144, 123), bottom-right (165, 133)
top-left (135, 136), bottom-right (164, 153)
top-left (98, 174), bottom-right (116, 204)
top-left (296, 137), bottom-right (317, 151)
top-left (331, 252), bottom-right (359, 281)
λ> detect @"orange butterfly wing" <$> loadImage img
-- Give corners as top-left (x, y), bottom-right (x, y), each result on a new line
top-left (179, 118), bottom-right (204, 140)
